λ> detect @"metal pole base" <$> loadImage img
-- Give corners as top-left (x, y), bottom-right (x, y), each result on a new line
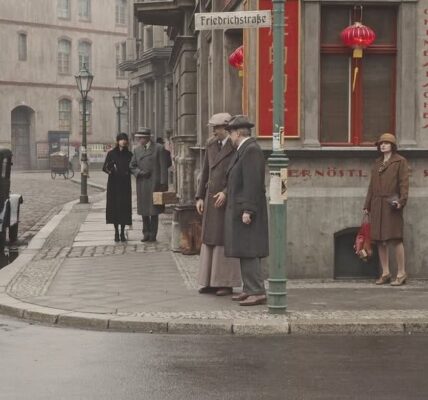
top-left (80, 195), bottom-right (89, 204)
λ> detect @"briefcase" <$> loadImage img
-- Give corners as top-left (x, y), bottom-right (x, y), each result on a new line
top-left (153, 191), bottom-right (178, 205)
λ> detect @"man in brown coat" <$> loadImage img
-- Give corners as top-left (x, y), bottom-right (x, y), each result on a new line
top-left (364, 133), bottom-right (409, 286)
top-left (196, 113), bottom-right (241, 296)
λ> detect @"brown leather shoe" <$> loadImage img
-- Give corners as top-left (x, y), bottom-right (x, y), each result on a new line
top-left (216, 287), bottom-right (233, 296)
top-left (232, 292), bottom-right (249, 301)
top-left (391, 274), bottom-right (407, 286)
top-left (239, 294), bottom-right (267, 306)
top-left (375, 274), bottom-right (391, 285)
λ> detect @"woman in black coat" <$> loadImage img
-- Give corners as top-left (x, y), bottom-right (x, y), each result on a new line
top-left (102, 133), bottom-right (133, 242)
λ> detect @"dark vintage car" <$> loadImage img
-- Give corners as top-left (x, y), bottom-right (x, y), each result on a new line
top-left (0, 149), bottom-right (23, 249)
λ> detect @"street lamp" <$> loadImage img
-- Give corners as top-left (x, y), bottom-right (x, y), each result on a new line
top-left (75, 63), bottom-right (94, 204)
top-left (112, 88), bottom-right (126, 135)
top-left (267, 0), bottom-right (288, 314)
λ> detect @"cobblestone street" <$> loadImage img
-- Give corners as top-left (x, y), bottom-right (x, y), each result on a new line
top-left (10, 171), bottom-right (104, 243)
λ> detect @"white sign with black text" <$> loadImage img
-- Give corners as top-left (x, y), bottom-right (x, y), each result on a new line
top-left (195, 10), bottom-right (272, 31)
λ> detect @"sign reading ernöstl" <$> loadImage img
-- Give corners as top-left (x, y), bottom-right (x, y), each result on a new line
top-left (195, 10), bottom-right (271, 30)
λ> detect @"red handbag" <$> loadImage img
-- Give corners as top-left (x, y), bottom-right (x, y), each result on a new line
top-left (354, 215), bottom-right (372, 262)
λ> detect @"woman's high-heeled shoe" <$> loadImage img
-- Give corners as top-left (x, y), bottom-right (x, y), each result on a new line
top-left (391, 274), bottom-right (407, 286)
top-left (120, 232), bottom-right (126, 242)
top-left (375, 274), bottom-right (391, 285)
top-left (114, 232), bottom-right (120, 242)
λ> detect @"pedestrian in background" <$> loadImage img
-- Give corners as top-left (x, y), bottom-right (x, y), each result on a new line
top-left (224, 115), bottom-right (268, 306)
top-left (364, 133), bottom-right (410, 286)
top-left (195, 113), bottom-right (241, 296)
top-left (130, 127), bottom-right (169, 242)
top-left (102, 132), bottom-right (133, 242)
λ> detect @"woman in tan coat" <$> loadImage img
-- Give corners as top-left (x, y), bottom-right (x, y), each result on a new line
top-left (363, 133), bottom-right (409, 286)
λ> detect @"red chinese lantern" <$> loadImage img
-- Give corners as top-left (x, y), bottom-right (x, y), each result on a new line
top-left (341, 22), bottom-right (376, 58)
top-left (228, 45), bottom-right (244, 77)
top-left (341, 22), bottom-right (375, 91)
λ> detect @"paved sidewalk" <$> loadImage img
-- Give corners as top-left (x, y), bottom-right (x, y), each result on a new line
top-left (1, 172), bottom-right (428, 335)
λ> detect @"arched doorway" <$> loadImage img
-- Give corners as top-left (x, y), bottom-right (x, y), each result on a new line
top-left (11, 106), bottom-right (33, 169)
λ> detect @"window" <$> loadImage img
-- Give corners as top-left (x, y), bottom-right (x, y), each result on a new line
top-left (18, 32), bottom-right (27, 61)
top-left (116, 42), bottom-right (126, 78)
top-left (80, 99), bottom-right (92, 132)
top-left (59, 99), bottom-right (72, 130)
top-left (79, 0), bottom-right (91, 20)
top-left (58, 39), bottom-right (71, 74)
top-left (57, 0), bottom-right (70, 19)
top-left (320, 6), bottom-right (397, 145)
top-left (115, 0), bottom-right (127, 25)
top-left (78, 41), bottom-right (91, 70)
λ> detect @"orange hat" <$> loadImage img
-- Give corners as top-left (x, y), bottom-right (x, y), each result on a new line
top-left (376, 133), bottom-right (396, 146)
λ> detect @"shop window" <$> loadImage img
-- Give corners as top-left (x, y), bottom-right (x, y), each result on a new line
top-left (57, 0), bottom-right (70, 19)
top-left (58, 39), bottom-right (71, 74)
top-left (59, 98), bottom-right (72, 130)
top-left (320, 6), bottom-right (397, 145)
top-left (115, 0), bottom-right (127, 25)
top-left (78, 41), bottom-right (91, 71)
top-left (18, 32), bottom-right (27, 61)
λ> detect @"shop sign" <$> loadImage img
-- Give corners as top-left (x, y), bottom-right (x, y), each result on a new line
top-left (257, 0), bottom-right (300, 138)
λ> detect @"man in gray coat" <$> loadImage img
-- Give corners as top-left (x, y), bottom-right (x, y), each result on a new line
top-left (224, 115), bottom-right (268, 306)
top-left (130, 127), bottom-right (168, 242)
top-left (195, 113), bottom-right (241, 296)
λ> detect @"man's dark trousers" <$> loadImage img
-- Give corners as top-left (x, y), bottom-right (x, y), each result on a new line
top-left (142, 216), bottom-right (158, 241)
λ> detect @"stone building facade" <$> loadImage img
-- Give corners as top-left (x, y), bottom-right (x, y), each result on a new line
top-left (133, 0), bottom-right (428, 278)
top-left (0, 0), bottom-right (129, 169)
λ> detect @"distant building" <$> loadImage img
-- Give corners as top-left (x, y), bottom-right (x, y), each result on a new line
top-left (0, 0), bottom-right (129, 169)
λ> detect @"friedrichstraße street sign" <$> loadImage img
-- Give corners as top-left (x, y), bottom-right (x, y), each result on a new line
top-left (195, 10), bottom-right (271, 31)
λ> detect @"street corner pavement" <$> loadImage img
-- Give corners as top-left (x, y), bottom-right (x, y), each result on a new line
top-left (2, 174), bottom-right (428, 335)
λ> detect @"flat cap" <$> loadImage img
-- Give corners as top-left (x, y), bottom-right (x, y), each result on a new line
top-left (376, 133), bottom-right (396, 146)
top-left (134, 127), bottom-right (151, 137)
top-left (226, 115), bottom-right (254, 130)
top-left (208, 112), bottom-right (232, 127)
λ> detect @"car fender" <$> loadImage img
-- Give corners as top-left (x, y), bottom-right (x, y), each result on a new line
top-left (9, 194), bottom-right (23, 226)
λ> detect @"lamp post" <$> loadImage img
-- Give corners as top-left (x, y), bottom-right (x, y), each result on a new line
top-left (75, 63), bottom-right (94, 204)
top-left (113, 88), bottom-right (126, 135)
top-left (267, 0), bottom-right (289, 314)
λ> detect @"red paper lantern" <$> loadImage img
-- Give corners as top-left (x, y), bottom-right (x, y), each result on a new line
top-left (228, 45), bottom-right (244, 76)
top-left (341, 22), bottom-right (376, 58)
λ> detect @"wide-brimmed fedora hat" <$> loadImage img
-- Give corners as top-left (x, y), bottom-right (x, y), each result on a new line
top-left (376, 133), bottom-right (396, 146)
top-left (226, 115), bottom-right (255, 130)
top-left (134, 127), bottom-right (151, 137)
top-left (207, 112), bottom-right (232, 127)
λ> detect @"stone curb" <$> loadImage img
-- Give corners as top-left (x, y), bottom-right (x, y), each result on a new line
top-left (2, 290), bottom-right (428, 335)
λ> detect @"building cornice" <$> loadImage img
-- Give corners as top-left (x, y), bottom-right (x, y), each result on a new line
top-left (0, 18), bottom-right (127, 37)
top-left (134, 0), bottom-right (194, 26)
top-left (0, 80), bottom-right (127, 92)
top-left (121, 47), bottom-right (172, 72)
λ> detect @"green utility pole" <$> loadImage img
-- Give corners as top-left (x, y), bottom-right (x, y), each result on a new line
top-left (267, 0), bottom-right (289, 314)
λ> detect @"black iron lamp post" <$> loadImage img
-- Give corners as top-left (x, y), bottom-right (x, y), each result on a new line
top-left (75, 63), bottom-right (94, 204)
top-left (112, 88), bottom-right (126, 135)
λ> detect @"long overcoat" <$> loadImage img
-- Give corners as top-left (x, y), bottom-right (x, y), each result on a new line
top-left (364, 153), bottom-right (409, 241)
top-left (196, 137), bottom-right (236, 245)
top-left (129, 141), bottom-right (168, 217)
top-left (102, 146), bottom-right (133, 225)
top-left (224, 137), bottom-right (269, 258)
